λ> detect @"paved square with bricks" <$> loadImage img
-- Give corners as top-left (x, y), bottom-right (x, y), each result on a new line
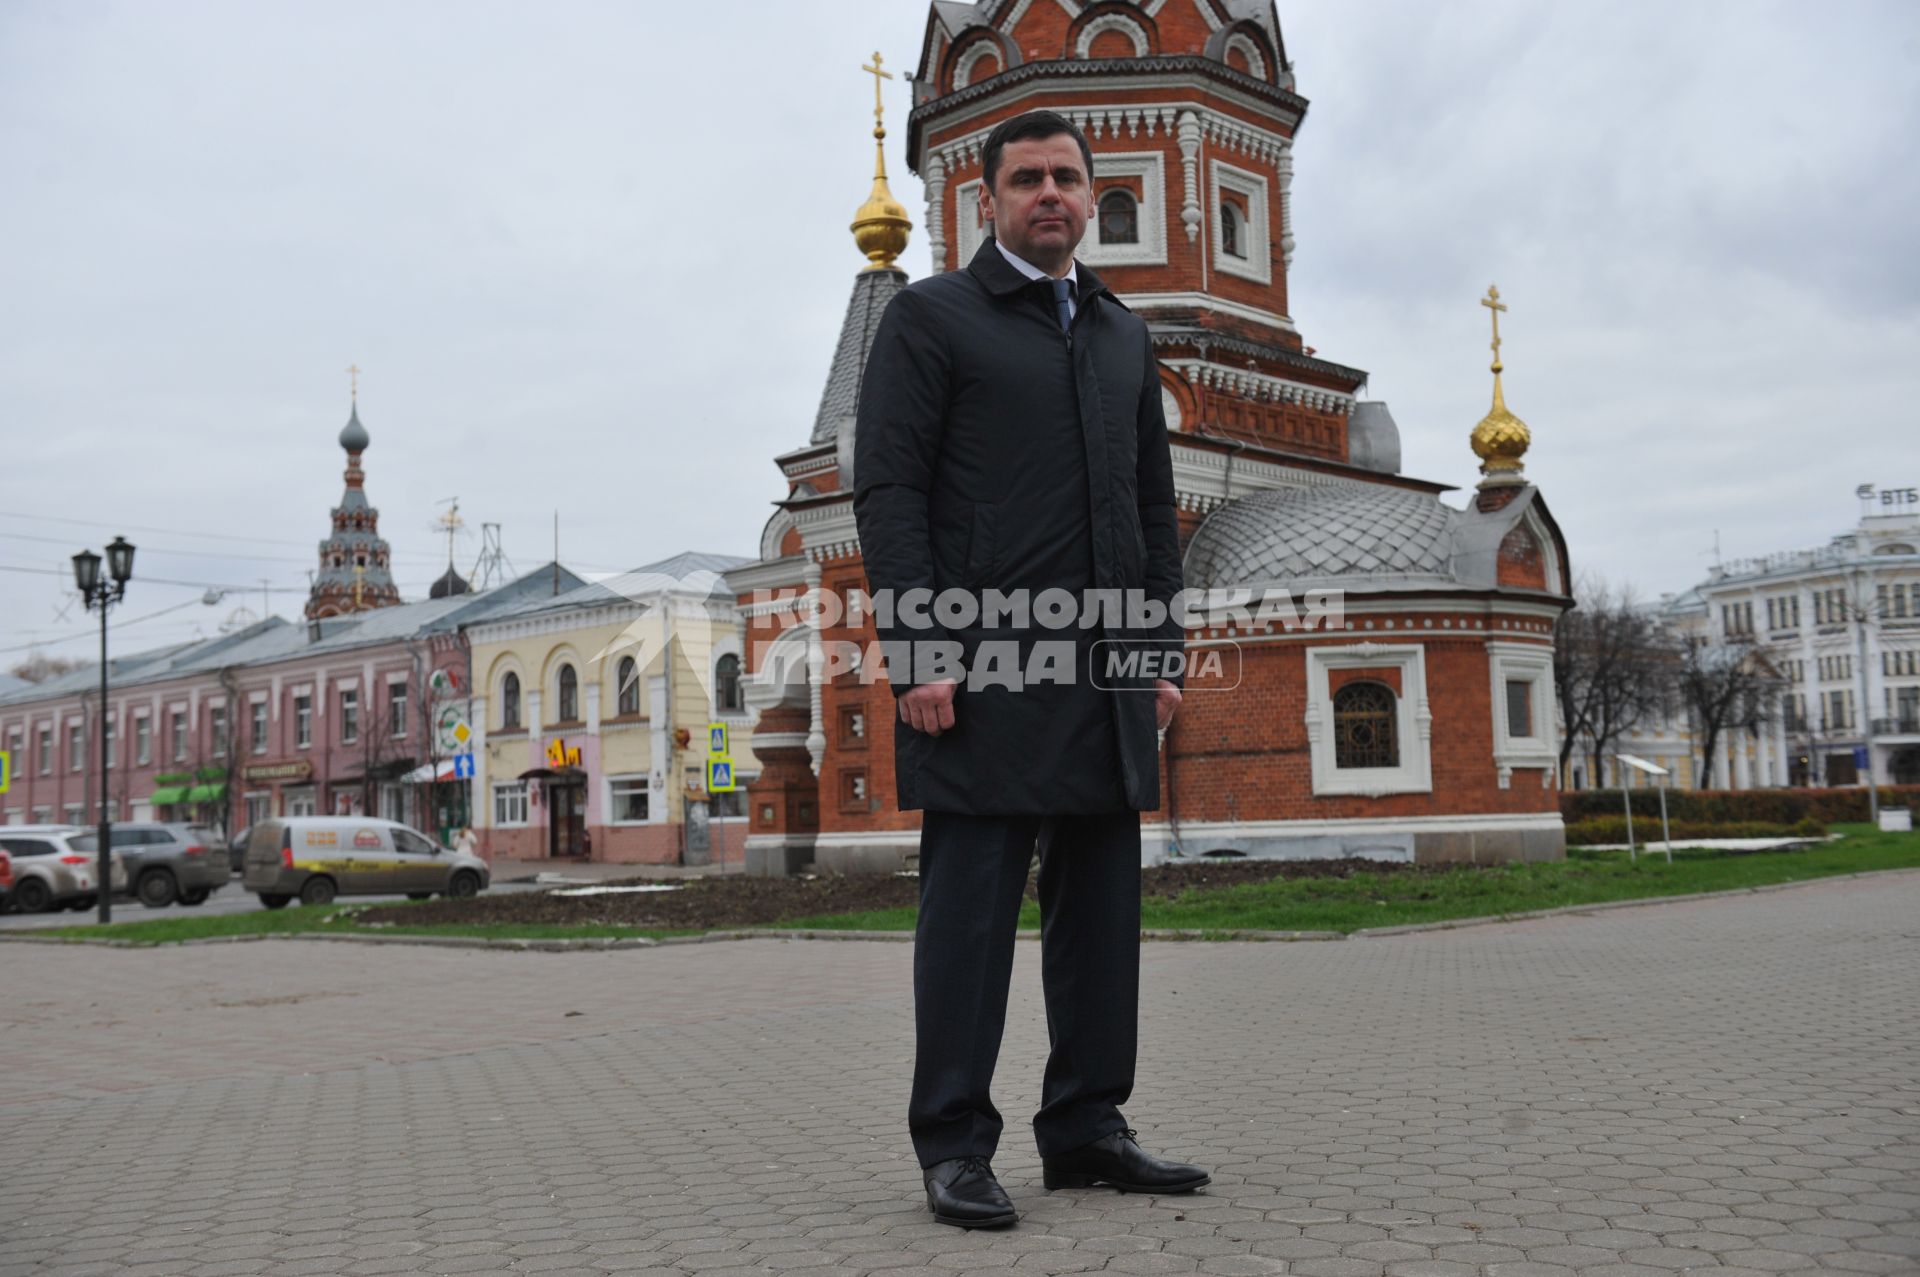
top-left (3, 873), bottom-right (1917, 1276)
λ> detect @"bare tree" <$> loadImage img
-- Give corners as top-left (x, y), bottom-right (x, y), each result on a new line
top-left (10, 653), bottom-right (81, 684)
top-left (1554, 574), bottom-right (1676, 786)
top-left (1678, 636), bottom-right (1783, 788)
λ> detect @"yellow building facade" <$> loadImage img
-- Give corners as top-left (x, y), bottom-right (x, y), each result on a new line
top-left (463, 553), bottom-right (758, 865)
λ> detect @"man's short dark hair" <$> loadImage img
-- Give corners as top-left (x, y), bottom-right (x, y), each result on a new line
top-left (981, 110), bottom-right (1095, 192)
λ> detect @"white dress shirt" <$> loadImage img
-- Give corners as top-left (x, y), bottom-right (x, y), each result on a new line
top-left (994, 238), bottom-right (1079, 324)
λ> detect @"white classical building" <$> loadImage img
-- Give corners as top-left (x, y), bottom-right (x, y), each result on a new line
top-left (1658, 487), bottom-right (1920, 790)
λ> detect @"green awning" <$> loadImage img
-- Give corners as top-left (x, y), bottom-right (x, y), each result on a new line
top-left (194, 765), bottom-right (226, 781)
top-left (149, 785), bottom-right (187, 805)
top-left (182, 782), bottom-right (227, 803)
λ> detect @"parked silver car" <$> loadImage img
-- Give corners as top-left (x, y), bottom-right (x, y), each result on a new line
top-left (244, 817), bottom-right (489, 908)
top-left (0, 827), bottom-right (131, 913)
top-left (70, 822), bottom-right (230, 908)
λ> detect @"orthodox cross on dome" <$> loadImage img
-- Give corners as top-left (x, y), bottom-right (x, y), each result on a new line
top-left (346, 362), bottom-right (361, 402)
top-left (862, 51), bottom-right (892, 139)
top-left (1480, 285), bottom-right (1507, 374)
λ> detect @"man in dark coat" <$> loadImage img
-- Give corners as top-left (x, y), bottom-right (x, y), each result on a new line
top-left (852, 110), bottom-right (1209, 1229)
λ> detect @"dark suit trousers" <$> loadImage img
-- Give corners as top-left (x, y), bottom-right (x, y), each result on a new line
top-left (908, 808), bottom-right (1142, 1168)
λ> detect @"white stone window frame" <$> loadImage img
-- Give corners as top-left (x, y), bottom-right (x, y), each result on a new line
top-left (1488, 641), bottom-right (1558, 788)
top-left (492, 780), bottom-right (529, 828)
top-left (1075, 12), bottom-right (1150, 58)
top-left (1223, 31), bottom-right (1268, 80)
top-left (953, 41), bottom-right (1001, 90)
top-left (605, 773), bottom-right (656, 826)
top-left (1081, 151), bottom-right (1168, 268)
top-left (1210, 158), bottom-right (1272, 285)
top-left (1304, 644), bottom-right (1432, 797)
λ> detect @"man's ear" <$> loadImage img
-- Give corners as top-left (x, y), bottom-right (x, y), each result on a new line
top-left (978, 182), bottom-right (995, 228)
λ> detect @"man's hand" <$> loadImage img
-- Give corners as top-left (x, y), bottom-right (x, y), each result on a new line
top-left (899, 679), bottom-right (959, 736)
top-left (1154, 678), bottom-right (1182, 731)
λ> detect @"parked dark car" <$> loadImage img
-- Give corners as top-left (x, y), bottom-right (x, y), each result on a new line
top-left (71, 822), bottom-right (230, 908)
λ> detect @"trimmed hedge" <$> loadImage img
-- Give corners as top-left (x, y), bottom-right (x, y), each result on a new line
top-left (1565, 817), bottom-right (1827, 847)
top-left (1561, 785), bottom-right (1920, 826)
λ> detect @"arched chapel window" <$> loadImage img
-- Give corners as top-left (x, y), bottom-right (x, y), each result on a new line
top-left (1333, 681), bottom-right (1397, 769)
top-left (1098, 189), bottom-right (1139, 245)
top-left (557, 664), bottom-right (578, 722)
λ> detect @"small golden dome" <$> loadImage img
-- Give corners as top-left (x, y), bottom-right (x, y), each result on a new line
top-left (1470, 285), bottom-right (1530, 486)
top-left (851, 52), bottom-right (911, 271)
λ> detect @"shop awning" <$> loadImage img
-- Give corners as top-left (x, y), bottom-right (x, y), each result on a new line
top-left (149, 785), bottom-right (187, 805)
top-left (516, 766), bottom-right (586, 782)
top-left (182, 782), bottom-right (227, 803)
top-left (399, 758), bottom-right (461, 784)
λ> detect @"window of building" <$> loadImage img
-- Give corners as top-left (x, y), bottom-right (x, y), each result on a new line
top-left (38, 726), bottom-right (51, 775)
top-left (340, 689), bottom-right (358, 744)
top-left (493, 781), bottom-right (528, 827)
top-left (210, 706), bottom-right (228, 757)
top-left (840, 769), bottom-right (867, 811)
top-left (1098, 189), bottom-right (1138, 245)
top-left (616, 657), bottom-right (640, 716)
top-left (838, 705), bottom-right (866, 747)
top-left (1506, 679), bottom-right (1534, 738)
top-left (134, 715), bottom-right (150, 766)
top-left (1332, 682), bottom-right (1398, 769)
top-left (286, 786), bottom-right (317, 817)
top-left (557, 664), bottom-right (578, 722)
top-left (500, 672), bottom-right (521, 729)
top-left (294, 694), bottom-right (311, 748)
top-left (388, 681), bottom-right (408, 738)
top-left (715, 654), bottom-right (742, 713)
top-left (712, 778), bottom-right (754, 819)
top-left (1221, 200), bottom-right (1245, 259)
top-left (171, 710), bottom-right (186, 762)
top-left (251, 701), bottom-right (269, 755)
top-left (68, 723), bottom-right (84, 771)
top-left (609, 776), bottom-right (649, 823)
top-left (245, 792), bottom-right (271, 827)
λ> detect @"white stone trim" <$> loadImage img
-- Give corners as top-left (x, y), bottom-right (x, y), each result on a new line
top-left (1488, 640), bottom-right (1558, 788)
top-left (1162, 358), bottom-right (1349, 413)
top-left (1305, 643), bottom-right (1433, 797)
top-left (1518, 501), bottom-right (1565, 595)
top-left (1124, 290), bottom-right (1294, 331)
top-left (1176, 110), bottom-right (1202, 243)
top-left (997, 0), bottom-right (1034, 31)
top-left (1211, 157), bottom-right (1272, 285)
top-left (1051, 0), bottom-right (1082, 16)
top-left (1075, 13), bottom-right (1148, 58)
top-left (955, 178), bottom-right (987, 270)
top-left (1223, 31), bottom-right (1267, 80)
top-left (1081, 151), bottom-right (1167, 268)
top-left (953, 42), bottom-right (1001, 91)
top-left (1191, 0), bottom-right (1223, 31)
top-left (923, 152), bottom-right (948, 273)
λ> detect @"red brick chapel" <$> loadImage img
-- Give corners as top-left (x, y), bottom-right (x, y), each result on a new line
top-left (726, 0), bottom-right (1573, 875)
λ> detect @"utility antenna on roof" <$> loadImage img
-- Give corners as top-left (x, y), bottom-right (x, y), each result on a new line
top-left (471, 522), bottom-right (514, 591)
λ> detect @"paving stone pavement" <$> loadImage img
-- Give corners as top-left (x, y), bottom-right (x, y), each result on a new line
top-left (2, 872), bottom-right (1917, 1277)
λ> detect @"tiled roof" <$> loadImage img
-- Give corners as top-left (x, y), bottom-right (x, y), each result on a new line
top-left (811, 268), bottom-right (910, 447)
top-left (1183, 482), bottom-right (1461, 592)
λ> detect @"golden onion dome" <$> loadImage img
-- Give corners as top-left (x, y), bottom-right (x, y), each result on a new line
top-left (851, 52), bottom-right (911, 271)
top-left (1470, 285), bottom-right (1530, 484)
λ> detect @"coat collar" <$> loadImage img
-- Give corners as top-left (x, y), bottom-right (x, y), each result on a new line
top-left (967, 235), bottom-right (1111, 305)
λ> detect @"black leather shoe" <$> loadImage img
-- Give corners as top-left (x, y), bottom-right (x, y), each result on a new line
top-left (1042, 1128), bottom-right (1211, 1193)
top-left (923, 1155), bottom-right (1018, 1228)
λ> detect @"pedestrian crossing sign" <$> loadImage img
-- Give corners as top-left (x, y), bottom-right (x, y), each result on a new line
top-left (707, 756), bottom-right (736, 792)
top-left (708, 722), bottom-right (729, 756)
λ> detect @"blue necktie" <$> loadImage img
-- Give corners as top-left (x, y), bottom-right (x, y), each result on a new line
top-left (1051, 277), bottom-right (1073, 331)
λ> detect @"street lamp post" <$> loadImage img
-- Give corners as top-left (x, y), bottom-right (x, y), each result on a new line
top-left (72, 537), bottom-right (135, 924)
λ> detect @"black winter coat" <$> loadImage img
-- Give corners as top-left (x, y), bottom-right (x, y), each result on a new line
top-left (851, 238), bottom-right (1185, 815)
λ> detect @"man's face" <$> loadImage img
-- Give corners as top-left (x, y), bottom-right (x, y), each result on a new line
top-left (980, 134), bottom-right (1092, 275)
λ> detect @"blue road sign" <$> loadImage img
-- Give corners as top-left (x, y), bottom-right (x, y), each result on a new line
top-left (453, 752), bottom-right (476, 779)
top-left (1853, 746), bottom-right (1869, 769)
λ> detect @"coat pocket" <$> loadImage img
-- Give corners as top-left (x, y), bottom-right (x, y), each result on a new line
top-left (965, 502), bottom-right (998, 588)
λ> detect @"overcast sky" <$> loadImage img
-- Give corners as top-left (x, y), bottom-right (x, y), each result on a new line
top-left (3, 0), bottom-right (1916, 666)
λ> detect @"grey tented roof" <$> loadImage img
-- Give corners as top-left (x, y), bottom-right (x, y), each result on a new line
top-left (811, 268), bottom-right (909, 446)
top-left (1184, 483), bottom-right (1459, 592)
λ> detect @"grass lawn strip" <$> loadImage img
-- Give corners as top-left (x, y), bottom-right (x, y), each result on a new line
top-left (11, 824), bottom-right (1916, 947)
